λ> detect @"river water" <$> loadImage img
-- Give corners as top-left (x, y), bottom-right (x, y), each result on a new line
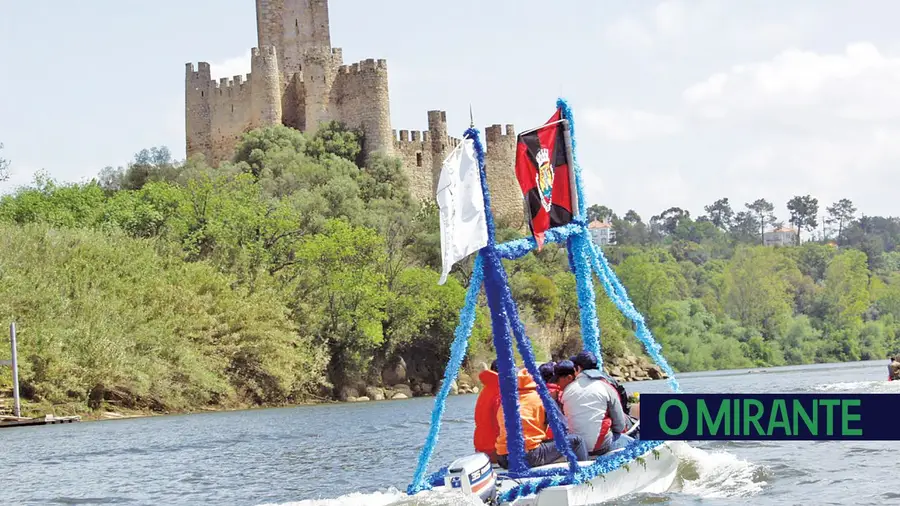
top-left (3, 360), bottom-right (899, 505)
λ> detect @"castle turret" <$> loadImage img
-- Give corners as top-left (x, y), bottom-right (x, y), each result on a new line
top-left (303, 46), bottom-right (338, 129)
top-left (330, 59), bottom-right (393, 158)
top-left (250, 46), bottom-right (283, 128)
top-left (185, 62), bottom-right (212, 160)
top-left (428, 110), bottom-right (449, 191)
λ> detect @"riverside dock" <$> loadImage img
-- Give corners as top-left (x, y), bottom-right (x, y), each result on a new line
top-left (0, 414), bottom-right (81, 428)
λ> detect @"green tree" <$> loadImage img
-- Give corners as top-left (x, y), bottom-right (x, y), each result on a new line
top-left (826, 198), bottom-right (857, 245)
top-left (615, 249), bottom-right (685, 323)
top-left (746, 199), bottom-right (776, 244)
top-left (823, 249), bottom-right (870, 331)
top-left (787, 195), bottom-right (819, 245)
top-left (704, 197), bottom-right (734, 230)
top-left (304, 121), bottom-right (363, 164)
top-left (587, 204), bottom-right (616, 222)
top-left (723, 246), bottom-right (797, 339)
top-left (284, 219), bottom-right (388, 392)
top-left (730, 211), bottom-right (761, 244)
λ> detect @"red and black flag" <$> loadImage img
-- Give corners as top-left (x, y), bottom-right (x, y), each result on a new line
top-left (514, 108), bottom-right (574, 249)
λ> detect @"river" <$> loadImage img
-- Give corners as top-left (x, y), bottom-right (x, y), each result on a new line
top-left (3, 360), bottom-right (899, 505)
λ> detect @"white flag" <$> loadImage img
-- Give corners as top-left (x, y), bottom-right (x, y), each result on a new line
top-left (437, 138), bottom-right (488, 285)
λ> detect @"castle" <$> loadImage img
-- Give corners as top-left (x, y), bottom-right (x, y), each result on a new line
top-left (184, 0), bottom-right (524, 227)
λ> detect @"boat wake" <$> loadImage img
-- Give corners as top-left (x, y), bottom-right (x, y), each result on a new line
top-left (258, 443), bottom-right (768, 505)
top-left (810, 380), bottom-right (900, 393)
top-left (257, 488), bottom-right (484, 506)
top-left (668, 442), bottom-right (769, 500)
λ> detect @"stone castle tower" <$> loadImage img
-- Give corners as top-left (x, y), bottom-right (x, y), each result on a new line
top-left (185, 0), bottom-right (524, 227)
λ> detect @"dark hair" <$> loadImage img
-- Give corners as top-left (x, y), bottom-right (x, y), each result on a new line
top-left (573, 351), bottom-right (598, 371)
top-left (539, 362), bottom-right (556, 383)
top-left (554, 360), bottom-right (576, 379)
top-left (490, 359), bottom-right (499, 372)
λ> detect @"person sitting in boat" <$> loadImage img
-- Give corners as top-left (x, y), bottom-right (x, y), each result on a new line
top-left (474, 360), bottom-right (501, 462)
top-left (555, 352), bottom-right (635, 456)
top-left (889, 355), bottom-right (900, 381)
top-left (495, 368), bottom-right (589, 469)
top-left (539, 361), bottom-right (563, 408)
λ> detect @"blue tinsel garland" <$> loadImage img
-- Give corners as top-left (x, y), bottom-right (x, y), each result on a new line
top-left (587, 240), bottom-right (681, 392)
top-left (499, 277), bottom-right (580, 475)
top-left (557, 97), bottom-right (587, 221)
top-left (570, 227), bottom-right (603, 364)
top-left (407, 255), bottom-right (486, 494)
top-left (465, 127), bottom-right (497, 246)
top-left (483, 250), bottom-right (529, 474)
top-left (469, 127), bottom-right (529, 474)
top-left (496, 223), bottom-right (581, 260)
top-left (406, 100), bottom-right (684, 503)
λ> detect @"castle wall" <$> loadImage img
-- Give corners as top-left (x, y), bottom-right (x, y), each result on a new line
top-left (394, 129), bottom-right (434, 203)
top-left (207, 74), bottom-right (255, 163)
top-left (281, 73), bottom-right (306, 131)
top-left (185, 47), bottom-right (283, 165)
top-left (331, 59), bottom-right (393, 157)
top-left (484, 124), bottom-right (524, 228)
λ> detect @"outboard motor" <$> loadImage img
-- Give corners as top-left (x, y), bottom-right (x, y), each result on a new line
top-left (444, 453), bottom-right (497, 504)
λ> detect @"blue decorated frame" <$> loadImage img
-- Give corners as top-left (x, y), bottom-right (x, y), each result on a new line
top-left (406, 98), bottom-right (682, 502)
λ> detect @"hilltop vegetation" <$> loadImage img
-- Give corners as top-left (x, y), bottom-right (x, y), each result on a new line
top-left (0, 125), bottom-right (898, 415)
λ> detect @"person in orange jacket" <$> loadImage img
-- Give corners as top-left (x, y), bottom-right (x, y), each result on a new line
top-left (473, 361), bottom-right (502, 461)
top-left (495, 368), bottom-right (588, 469)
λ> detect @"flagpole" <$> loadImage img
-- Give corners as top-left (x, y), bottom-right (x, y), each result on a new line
top-left (516, 119), bottom-right (568, 137)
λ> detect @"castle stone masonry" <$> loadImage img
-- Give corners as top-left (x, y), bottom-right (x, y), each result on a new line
top-left (185, 0), bottom-right (524, 227)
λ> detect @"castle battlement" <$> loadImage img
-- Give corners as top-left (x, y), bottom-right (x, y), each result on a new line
top-left (210, 75), bottom-right (252, 96)
top-left (337, 58), bottom-right (388, 75)
top-left (184, 0), bottom-right (523, 228)
top-left (251, 45), bottom-right (278, 58)
top-left (484, 124), bottom-right (517, 145)
top-left (186, 62), bottom-right (212, 82)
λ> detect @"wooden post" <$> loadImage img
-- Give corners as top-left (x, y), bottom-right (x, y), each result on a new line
top-left (10, 322), bottom-right (20, 418)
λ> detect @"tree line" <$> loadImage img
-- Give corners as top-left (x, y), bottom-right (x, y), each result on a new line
top-left (0, 127), bottom-right (897, 416)
top-left (589, 195), bottom-right (865, 248)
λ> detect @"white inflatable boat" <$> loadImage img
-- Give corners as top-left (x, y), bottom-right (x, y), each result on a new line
top-left (417, 442), bottom-right (678, 506)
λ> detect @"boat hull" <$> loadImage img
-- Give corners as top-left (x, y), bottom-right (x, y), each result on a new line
top-left (499, 442), bottom-right (678, 505)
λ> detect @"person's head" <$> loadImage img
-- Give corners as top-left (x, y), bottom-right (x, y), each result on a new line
top-left (572, 351), bottom-right (598, 373)
top-left (539, 362), bottom-right (557, 384)
top-left (490, 359), bottom-right (498, 372)
top-left (554, 360), bottom-right (577, 390)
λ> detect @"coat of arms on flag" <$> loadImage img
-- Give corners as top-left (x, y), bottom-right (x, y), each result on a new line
top-left (514, 107), bottom-right (575, 249)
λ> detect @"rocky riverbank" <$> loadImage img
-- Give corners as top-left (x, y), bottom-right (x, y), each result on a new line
top-left (340, 353), bottom-right (668, 403)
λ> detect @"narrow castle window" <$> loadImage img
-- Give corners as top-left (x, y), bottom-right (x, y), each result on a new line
top-left (231, 104), bottom-right (234, 113)
top-left (201, 91), bottom-right (204, 97)
top-left (416, 153), bottom-right (423, 167)
top-left (296, 19), bottom-right (299, 36)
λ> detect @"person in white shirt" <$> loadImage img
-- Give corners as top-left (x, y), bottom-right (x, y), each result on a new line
top-left (554, 352), bottom-right (635, 455)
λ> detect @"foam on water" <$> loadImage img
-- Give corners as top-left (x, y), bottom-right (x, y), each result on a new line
top-left (670, 442), bottom-right (769, 499)
top-left (260, 443), bottom-right (772, 505)
top-left (811, 379), bottom-right (900, 393)
top-left (257, 487), bottom-right (485, 506)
